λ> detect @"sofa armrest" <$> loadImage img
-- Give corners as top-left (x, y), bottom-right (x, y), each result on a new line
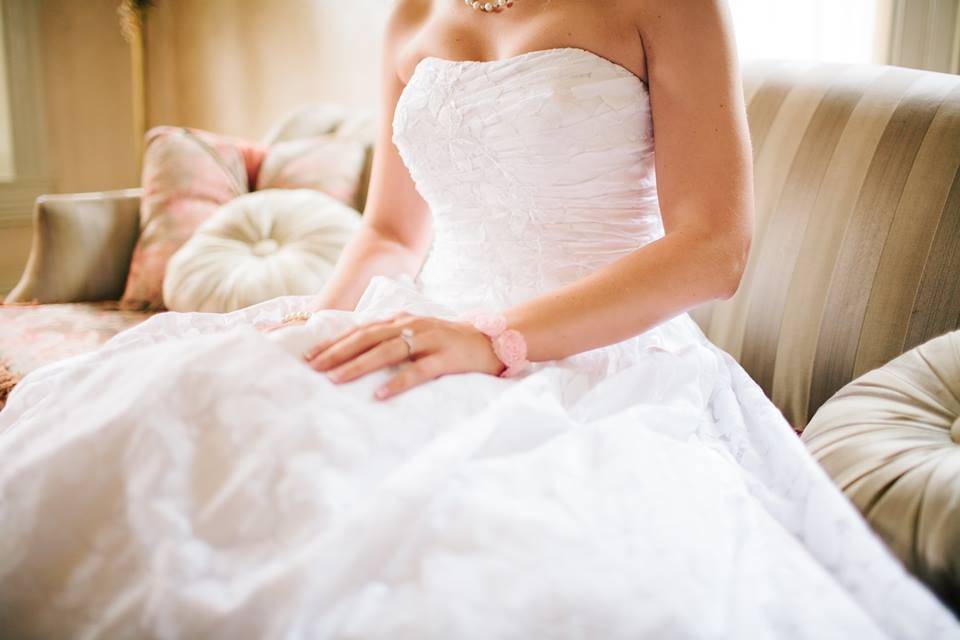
top-left (4, 189), bottom-right (142, 304)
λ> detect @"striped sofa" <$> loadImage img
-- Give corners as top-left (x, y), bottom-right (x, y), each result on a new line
top-left (690, 59), bottom-right (960, 432)
top-left (690, 60), bottom-right (960, 610)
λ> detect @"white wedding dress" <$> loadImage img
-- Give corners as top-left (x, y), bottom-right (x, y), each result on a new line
top-left (0, 47), bottom-right (957, 639)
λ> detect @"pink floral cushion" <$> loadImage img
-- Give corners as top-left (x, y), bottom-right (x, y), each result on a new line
top-left (119, 126), bottom-right (267, 311)
top-left (256, 135), bottom-right (368, 210)
top-left (0, 301), bottom-right (155, 409)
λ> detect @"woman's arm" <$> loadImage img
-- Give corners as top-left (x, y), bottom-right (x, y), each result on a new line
top-left (311, 1), bottom-right (434, 312)
top-left (303, 0), bottom-right (755, 399)
top-left (503, 0), bottom-right (754, 361)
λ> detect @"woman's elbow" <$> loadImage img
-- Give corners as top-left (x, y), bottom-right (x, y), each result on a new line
top-left (717, 227), bottom-right (752, 300)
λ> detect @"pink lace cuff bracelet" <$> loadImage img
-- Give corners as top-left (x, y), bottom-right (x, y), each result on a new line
top-left (457, 310), bottom-right (531, 378)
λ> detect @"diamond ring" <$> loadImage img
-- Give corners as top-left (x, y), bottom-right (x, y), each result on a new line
top-left (399, 327), bottom-right (415, 358)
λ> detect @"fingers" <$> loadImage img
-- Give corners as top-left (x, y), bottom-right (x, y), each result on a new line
top-left (298, 312), bottom-right (456, 397)
top-left (302, 326), bottom-right (361, 363)
top-left (306, 313), bottom-right (416, 371)
top-left (374, 354), bottom-right (447, 400)
top-left (307, 323), bottom-right (397, 371)
top-left (327, 330), bottom-right (437, 384)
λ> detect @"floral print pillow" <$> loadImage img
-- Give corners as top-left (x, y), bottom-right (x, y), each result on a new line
top-left (119, 127), bottom-right (267, 311)
top-left (256, 135), bottom-right (368, 211)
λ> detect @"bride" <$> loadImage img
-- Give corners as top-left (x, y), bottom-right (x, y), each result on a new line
top-left (1, 0), bottom-right (956, 638)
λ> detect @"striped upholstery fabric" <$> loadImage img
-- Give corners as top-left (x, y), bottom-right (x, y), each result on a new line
top-left (689, 60), bottom-right (960, 432)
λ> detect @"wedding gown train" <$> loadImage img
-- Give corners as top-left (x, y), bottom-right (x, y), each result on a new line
top-left (0, 47), bottom-right (956, 639)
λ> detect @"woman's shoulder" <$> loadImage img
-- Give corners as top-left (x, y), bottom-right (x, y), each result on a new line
top-left (382, 0), bottom-right (432, 70)
top-left (626, 0), bottom-right (734, 35)
top-left (385, 0), bottom-right (432, 39)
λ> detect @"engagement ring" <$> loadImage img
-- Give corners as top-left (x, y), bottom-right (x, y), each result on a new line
top-left (400, 327), bottom-right (415, 357)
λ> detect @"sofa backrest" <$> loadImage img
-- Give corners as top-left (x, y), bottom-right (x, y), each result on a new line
top-left (689, 60), bottom-right (960, 431)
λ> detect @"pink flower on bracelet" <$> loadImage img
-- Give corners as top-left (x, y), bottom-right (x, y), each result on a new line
top-left (457, 310), bottom-right (531, 378)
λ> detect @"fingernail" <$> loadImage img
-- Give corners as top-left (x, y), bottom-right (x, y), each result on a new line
top-left (327, 369), bottom-right (342, 382)
top-left (374, 386), bottom-right (389, 399)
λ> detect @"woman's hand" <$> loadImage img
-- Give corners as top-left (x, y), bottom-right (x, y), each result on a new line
top-left (303, 311), bottom-right (506, 400)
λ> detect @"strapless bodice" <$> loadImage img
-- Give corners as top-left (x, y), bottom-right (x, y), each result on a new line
top-left (391, 47), bottom-right (663, 310)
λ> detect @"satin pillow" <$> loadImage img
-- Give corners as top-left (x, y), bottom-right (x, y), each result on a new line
top-left (802, 329), bottom-right (960, 611)
top-left (162, 189), bottom-right (362, 313)
top-left (119, 126), bottom-right (266, 311)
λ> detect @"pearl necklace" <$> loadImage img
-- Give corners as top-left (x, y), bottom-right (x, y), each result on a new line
top-left (465, 0), bottom-right (515, 13)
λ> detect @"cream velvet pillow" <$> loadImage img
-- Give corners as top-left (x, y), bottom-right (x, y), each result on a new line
top-left (802, 329), bottom-right (960, 611)
top-left (162, 189), bottom-right (361, 312)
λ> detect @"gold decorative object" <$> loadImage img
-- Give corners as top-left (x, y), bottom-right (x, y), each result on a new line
top-left (117, 1), bottom-right (153, 170)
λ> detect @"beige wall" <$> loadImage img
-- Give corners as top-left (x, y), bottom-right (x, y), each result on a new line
top-left (0, 222), bottom-right (30, 295)
top-left (37, 0), bottom-right (389, 195)
top-left (41, 0), bottom-right (139, 194)
top-left (147, 0), bottom-right (389, 141)
top-left (34, 0), bottom-right (391, 187)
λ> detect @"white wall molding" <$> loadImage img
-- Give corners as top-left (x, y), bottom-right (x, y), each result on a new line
top-left (952, 0), bottom-right (960, 72)
top-left (886, 0), bottom-right (960, 73)
top-left (1, 0), bottom-right (50, 223)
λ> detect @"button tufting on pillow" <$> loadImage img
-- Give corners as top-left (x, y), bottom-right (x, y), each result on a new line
top-left (802, 329), bottom-right (960, 611)
top-left (251, 239), bottom-right (279, 257)
top-left (162, 189), bottom-right (362, 313)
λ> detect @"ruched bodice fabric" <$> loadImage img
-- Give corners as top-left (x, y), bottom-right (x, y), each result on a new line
top-left (393, 48), bottom-right (663, 309)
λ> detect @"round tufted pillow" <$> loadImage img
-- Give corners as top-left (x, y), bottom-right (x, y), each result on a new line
top-left (802, 329), bottom-right (960, 611)
top-left (162, 189), bottom-right (362, 312)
